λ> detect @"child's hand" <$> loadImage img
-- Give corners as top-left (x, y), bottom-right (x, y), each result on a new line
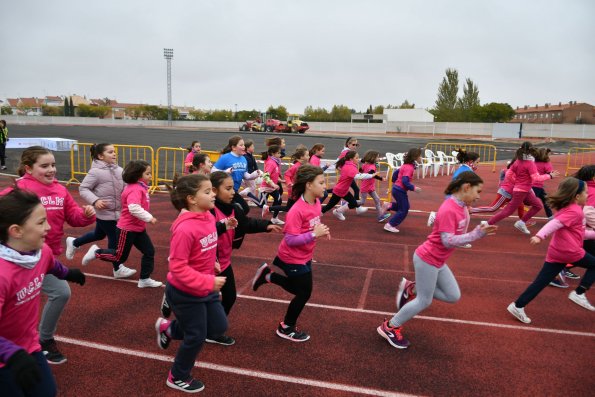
top-left (530, 236), bottom-right (541, 245)
top-left (213, 276), bottom-right (227, 291)
top-left (267, 224), bottom-right (283, 233)
top-left (83, 205), bottom-right (96, 218)
top-left (225, 217), bottom-right (238, 230)
top-left (549, 170), bottom-right (560, 178)
top-left (414, 187), bottom-right (422, 193)
top-left (150, 217), bottom-right (157, 225)
top-left (313, 223), bottom-right (330, 239)
top-left (214, 261), bottom-right (221, 274)
top-left (94, 199), bottom-right (107, 210)
top-left (381, 176), bottom-right (387, 182)
top-left (479, 223), bottom-right (498, 235)
top-left (224, 167), bottom-right (232, 174)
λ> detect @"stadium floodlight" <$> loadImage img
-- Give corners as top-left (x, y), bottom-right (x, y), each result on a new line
top-left (163, 48), bottom-right (174, 125)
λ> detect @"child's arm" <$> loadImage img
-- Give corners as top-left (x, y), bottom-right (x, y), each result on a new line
top-left (534, 218), bottom-right (564, 240)
top-left (354, 172), bottom-right (375, 180)
top-left (128, 204), bottom-right (155, 223)
top-left (48, 258), bottom-right (86, 285)
top-left (583, 206), bottom-right (595, 230)
top-left (440, 227), bottom-right (487, 248)
top-left (63, 192), bottom-right (96, 227)
top-left (284, 223), bottom-right (330, 246)
top-left (391, 168), bottom-right (400, 183)
top-left (169, 236), bottom-right (218, 295)
top-left (401, 175), bottom-right (416, 191)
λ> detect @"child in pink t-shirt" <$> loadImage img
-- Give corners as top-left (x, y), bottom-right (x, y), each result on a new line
top-left (82, 160), bottom-right (162, 288)
top-left (259, 145), bottom-right (285, 225)
top-left (359, 150), bottom-right (389, 222)
top-left (508, 177), bottom-right (595, 324)
top-left (264, 147), bottom-right (310, 215)
top-left (377, 172), bottom-right (497, 349)
top-left (532, 148), bottom-right (554, 219)
top-left (189, 153), bottom-right (212, 175)
top-left (183, 141), bottom-right (201, 174)
top-left (251, 164), bottom-right (330, 342)
top-left (0, 189), bottom-right (85, 395)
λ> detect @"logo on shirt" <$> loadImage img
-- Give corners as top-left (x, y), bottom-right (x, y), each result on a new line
top-left (15, 274), bottom-right (45, 305)
top-left (309, 216), bottom-right (321, 229)
top-left (199, 232), bottom-right (218, 251)
top-left (40, 196), bottom-right (64, 209)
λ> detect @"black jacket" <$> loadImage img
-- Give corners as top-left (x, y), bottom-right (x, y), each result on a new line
top-left (211, 198), bottom-right (271, 249)
top-left (244, 152), bottom-right (259, 174)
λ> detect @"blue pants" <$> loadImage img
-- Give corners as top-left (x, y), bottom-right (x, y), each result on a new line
top-left (0, 351), bottom-right (57, 397)
top-left (388, 187), bottom-right (410, 227)
top-left (165, 284), bottom-right (227, 380)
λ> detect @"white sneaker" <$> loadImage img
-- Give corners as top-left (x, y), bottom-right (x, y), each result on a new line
top-left (65, 237), bottom-right (79, 260)
top-left (261, 205), bottom-right (269, 218)
top-left (568, 291), bottom-right (595, 311)
top-left (355, 206), bottom-right (368, 215)
top-left (113, 264), bottom-right (137, 279)
top-left (427, 211), bottom-right (436, 227)
top-left (333, 209), bottom-right (345, 221)
top-left (507, 302), bottom-right (531, 324)
top-left (138, 278), bottom-right (163, 288)
top-left (461, 244), bottom-right (472, 249)
top-left (514, 220), bottom-right (530, 235)
top-left (384, 223), bottom-right (400, 233)
top-left (271, 217), bottom-right (285, 225)
top-left (82, 244), bottom-right (100, 266)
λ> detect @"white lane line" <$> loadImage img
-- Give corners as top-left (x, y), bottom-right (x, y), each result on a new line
top-left (82, 275), bottom-right (595, 338)
top-left (55, 336), bottom-right (417, 397)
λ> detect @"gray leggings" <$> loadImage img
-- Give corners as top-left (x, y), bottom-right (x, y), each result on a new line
top-left (390, 253), bottom-right (461, 327)
top-left (39, 274), bottom-right (71, 341)
top-left (360, 191), bottom-right (382, 213)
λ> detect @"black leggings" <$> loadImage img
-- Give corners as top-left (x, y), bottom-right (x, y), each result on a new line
top-left (532, 187), bottom-right (553, 218)
top-left (218, 265), bottom-right (236, 315)
top-left (270, 257), bottom-right (313, 327)
top-left (322, 192), bottom-right (358, 213)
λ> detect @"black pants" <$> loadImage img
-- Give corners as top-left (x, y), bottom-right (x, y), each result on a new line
top-left (515, 252), bottom-right (594, 308)
top-left (95, 228), bottom-right (155, 278)
top-left (322, 192), bottom-right (358, 213)
top-left (261, 190), bottom-right (283, 216)
top-left (74, 219), bottom-right (118, 270)
top-left (166, 285), bottom-right (227, 381)
top-left (0, 351), bottom-right (57, 397)
top-left (0, 142), bottom-right (6, 166)
top-left (350, 180), bottom-right (360, 201)
top-left (532, 187), bottom-right (553, 218)
top-left (219, 265), bottom-right (236, 315)
top-left (270, 198), bottom-right (295, 214)
top-left (270, 257), bottom-right (313, 326)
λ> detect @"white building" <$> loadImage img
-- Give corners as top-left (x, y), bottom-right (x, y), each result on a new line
top-left (383, 109), bottom-right (434, 122)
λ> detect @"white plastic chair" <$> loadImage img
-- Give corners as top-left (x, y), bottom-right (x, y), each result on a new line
top-left (385, 152), bottom-right (398, 169)
top-left (436, 151), bottom-right (457, 175)
top-left (422, 149), bottom-right (440, 178)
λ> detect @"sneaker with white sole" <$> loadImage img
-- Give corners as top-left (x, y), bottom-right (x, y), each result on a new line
top-left (396, 277), bottom-right (416, 310)
top-left (166, 371), bottom-right (205, 393)
top-left (427, 211), bottom-right (436, 227)
top-left (113, 264), bottom-right (137, 279)
top-left (563, 269), bottom-right (580, 279)
top-left (377, 319), bottom-right (410, 349)
top-left (65, 237), bottom-right (79, 260)
top-left (507, 302), bottom-right (531, 324)
top-left (270, 217), bottom-right (285, 225)
top-left (261, 205), bottom-right (269, 218)
top-left (252, 263), bottom-right (271, 291)
top-left (205, 334), bottom-right (235, 346)
top-left (377, 213), bottom-right (391, 222)
top-left (332, 209), bottom-right (345, 221)
top-left (384, 223), bottom-right (400, 233)
top-left (276, 322), bottom-right (310, 342)
top-left (568, 291), bottom-right (595, 311)
top-left (355, 206), bottom-right (368, 215)
top-left (514, 220), bottom-right (530, 235)
top-left (460, 244), bottom-right (472, 249)
top-left (138, 278), bottom-right (163, 288)
top-left (155, 317), bottom-right (171, 349)
top-left (81, 244), bottom-right (100, 266)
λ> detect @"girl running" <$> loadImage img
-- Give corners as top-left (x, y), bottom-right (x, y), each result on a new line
top-left (184, 141), bottom-right (201, 174)
top-left (251, 164), bottom-right (330, 342)
top-left (338, 137), bottom-right (361, 202)
top-left (377, 172), bottom-right (497, 348)
top-left (238, 139), bottom-right (262, 205)
top-left (0, 189), bottom-right (86, 395)
top-left (263, 147), bottom-right (309, 215)
top-left (212, 135), bottom-right (250, 214)
top-left (2, 146), bottom-right (95, 364)
top-left (204, 171), bottom-right (281, 346)
top-left (189, 153), bottom-right (212, 175)
top-left (81, 160), bottom-right (162, 288)
top-left (321, 150), bottom-right (374, 221)
top-left (487, 142), bottom-right (559, 234)
top-left (359, 150), bottom-right (389, 222)
top-left (507, 177), bottom-right (595, 324)
top-left (532, 148), bottom-right (554, 220)
top-left (384, 148), bottom-right (422, 233)
top-left (259, 145), bottom-right (285, 225)
top-left (154, 174), bottom-right (227, 393)
top-left (65, 143), bottom-right (135, 279)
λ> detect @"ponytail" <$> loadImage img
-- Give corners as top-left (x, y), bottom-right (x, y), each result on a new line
top-left (444, 171), bottom-right (483, 195)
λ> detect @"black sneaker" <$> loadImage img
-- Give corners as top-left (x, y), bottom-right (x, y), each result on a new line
top-left (205, 334), bottom-right (235, 346)
top-left (166, 371), bottom-right (205, 393)
top-left (563, 269), bottom-right (580, 279)
top-left (276, 323), bottom-right (310, 342)
top-left (160, 293), bottom-right (171, 318)
top-left (40, 338), bottom-right (67, 364)
top-left (252, 263), bottom-right (271, 291)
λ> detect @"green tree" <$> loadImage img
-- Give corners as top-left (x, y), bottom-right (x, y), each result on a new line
top-left (266, 105), bottom-right (288, 120)
top-left (372, 105), bottom-right (384, 114)
top-left (63, 97), bottom-right (69, 116)
top-left (432, 68), bottom-right (459, 121)
top-left (189, 109), bottom-right (207, 120)
top-left (42, 105), bottom-right (63, 116)
top-left (476, 102), bottom-right (515, 122)
top-left (457, 78), bottom-right (480, 121)
top-left (303, 106), bottom-right (330, 121)
top-left (69, 97), bottom-right (75, 117)
top-left (330, 105), bottom-right (351, 122)
top-left (77, 104), bottom-right (110, 118)
top-left (1, 106), bottom-right (13, 115)
top-left (399, 100), bottom-right (415, 109)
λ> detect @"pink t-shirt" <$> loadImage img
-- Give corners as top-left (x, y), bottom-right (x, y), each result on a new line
top-left (261, 157), bottom-right (281, 188)
top-left (395, 163), bottom-right (415, 191)
top-left (360, 163), bottom-right (377, 193)
top-left (499, 169), bottom-right (516, 194)
top-left (284, 162), bottom-right (301, 199)
top-left (0, 245), bottom-right (66, 367)
top-left (332, 160), bottom-right (357, 197)
top-left (309, 155), bottom-right (322, 167)
top-left (532, 161), bottom-right (553, 189)
top-left (277, 196), bottom-right (322, 264)
top-left (511, 159), bottom-right (548, 192)
top-left (213, 206), bottom-right (234, 271)
top-left (415, 197), bottom-right (470, 267)
top-left (338, 148), bottom-right (349, 159)
top-left (545, 203), bottom-right (586, 263)
top-left (117, 182), bottom-right (150, 232)
top-left (184, 151), bottom-right (198, 174)
top-left (587, 181), bottom-right (595, 207)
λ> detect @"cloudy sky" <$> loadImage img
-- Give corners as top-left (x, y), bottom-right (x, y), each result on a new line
top-left (4, 0), bottom-right (594, 113)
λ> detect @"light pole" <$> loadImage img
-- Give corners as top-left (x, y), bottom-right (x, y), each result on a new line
top-left (163, 48), bottom-right (174, 126)
top-left (234, 104), bottom-right (238, 121)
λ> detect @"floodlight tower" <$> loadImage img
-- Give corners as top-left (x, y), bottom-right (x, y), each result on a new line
top-left (163, 48), bottom-right (174, 126)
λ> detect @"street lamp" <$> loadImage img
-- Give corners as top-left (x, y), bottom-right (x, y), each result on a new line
top-left (234, 103), bottom-right (238, 120)
top-left (163, 48), bottom-right (174, 126)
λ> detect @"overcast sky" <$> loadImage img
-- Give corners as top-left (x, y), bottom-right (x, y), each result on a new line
top-left (3, 0), bottom-right (594, 113)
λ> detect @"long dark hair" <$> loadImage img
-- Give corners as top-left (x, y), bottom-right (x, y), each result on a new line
top-left (575, 165), bottom-right (595, 182)
top-left (403, 148), bottom-right (421, 165)
top-left (335, 150), bottom-right (357, 169)
top-left (0, 188), bottom-right (41, 243)
top-left (189, 153), bottom-right (209, 173)
top-left (534, 148), bottom-right (551, 162)
top-left (292, 164), bottom-right (323, 200)
top-left (309, 143), bottom-right (324, 158)
top-left (455, 149), bottom-right (479, 164)
top-left (262, 145), bottom-right (280, 161)
top-left (167, 174), bottom-right (210, 211)
top-left (221, 135), bottom-right (243, 154)
top-left (547, 177), bottom-right (585, 211)
top-left (444, 171), bottom-right (484, 195)
top-left (514, 141), bottom-right (537, 161)
top-left (122, 160), bottom-right (150, 184)
top-left (210, 171), bottom-right (232, 189)
top-left (90, 143), bottom-right (113, 160)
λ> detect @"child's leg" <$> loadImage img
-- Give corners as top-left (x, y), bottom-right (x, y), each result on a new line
top-left (514, 261), bottom-right (565, 308)
top-left (470, 193), bottom-right (507, 213)
top-left (370, 191), bottom-right (383, 213)
top-left (487, 191), bottom-right (527, 225)
top-left (533, 187), bottom-right (553, 218)
top-left (73, 222), bottom-right (107, 248)
top-left (0, 143), bottom-right (5, 166)
top-left (0, 351), bottom-right (57, 396)
top-left (133, 230), bottom-right (155, 279)
top-left (39, 275), bottom-right (71, 341)
top-left (388, 189), bottom-right (409, 227)
top-left (571, 252), bottom-right (595, 294)
top-left (432, 264), bottom-right (461, 303)
top-left (322, 192), bottom-right (342, 213)
top-left (95, 229), bottom-right (135, 269)
top-left (520, 190), bottom-right (543, 222)
top-left (359, 192), bottom-right (369, 206)
top-left (350, 180), bottom-right (360, 201)
top-left (269, 258), bottom-right (313, 326)
top-left (270, 190), bottom-right (282, 217)
top-left (389, 254), bottom-right (439, 327)
top-left (218, 266), bottom-right (236, 315)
